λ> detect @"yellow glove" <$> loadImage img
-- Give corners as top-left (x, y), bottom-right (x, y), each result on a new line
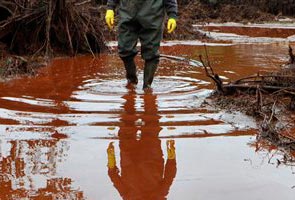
top-left (167, 18), bottom-right (177, 34)
top-left (107, 142), bottom-right (116, 169)
top-left (105, 10), bottom-right (115, 30)
top-left (167, 140), bottom-right (176, 160)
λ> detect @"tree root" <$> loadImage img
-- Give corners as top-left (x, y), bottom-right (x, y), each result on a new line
top-left (0, 0), bottom-right (107, 56)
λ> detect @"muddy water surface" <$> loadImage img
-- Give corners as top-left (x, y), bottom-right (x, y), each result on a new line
top-left (196, 23), bottom-right (295, 43)
top-left (198, 23), bottom-right (295, 38)
top-left (1, 27), bottom-right (295, 199)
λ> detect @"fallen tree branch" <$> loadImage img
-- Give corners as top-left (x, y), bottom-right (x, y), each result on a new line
top-left (201, 44), bottom-right (295, 154)
top-left (74, 0), bottom-right (91, 6)
top-left (223, 84), bottom-right (295, 92)
top-left (159, 54), bottom-right (203, 67)
top-left (289, 45), bottom-right (295, 64)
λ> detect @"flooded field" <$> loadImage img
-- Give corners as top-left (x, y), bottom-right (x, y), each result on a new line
top-left (1, 25), bottom-right (295, 199)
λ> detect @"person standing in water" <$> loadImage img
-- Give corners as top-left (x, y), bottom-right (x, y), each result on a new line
top-left (105, 0), bottom-right (178, 90)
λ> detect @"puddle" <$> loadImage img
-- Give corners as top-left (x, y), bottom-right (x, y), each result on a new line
top-left (1, 25), bottom-right (295, 199)
top-left (195, 22), bottom-right (295, 43)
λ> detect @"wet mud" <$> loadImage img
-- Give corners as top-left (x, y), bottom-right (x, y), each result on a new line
top-left (1, 26), bottom-right (295, 199)
top-left (195, 23), bottom-right (295, 44)
top-left (199, 23), bottom-right (295, 38)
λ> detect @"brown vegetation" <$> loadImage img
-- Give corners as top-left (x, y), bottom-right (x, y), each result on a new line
top-left (209, 0), bottom-right (295, 16)
top-left (178, 0), bottom-right (275, 23)
top-left (202, 45), bottom-right (295, 152)
top-left (0, 0), bottom-right (108, 78)
top-left (0, 0), bottom-right (106, 56)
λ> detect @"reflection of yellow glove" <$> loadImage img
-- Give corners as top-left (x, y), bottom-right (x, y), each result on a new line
top-left (167, 18), bottom-right (177, 34)
top-left (105, 10), bottom-right (115, 30)
top-left (107, 142), bottom-right (116, 169)
top-left (167, 140), bottom-right (176, 160)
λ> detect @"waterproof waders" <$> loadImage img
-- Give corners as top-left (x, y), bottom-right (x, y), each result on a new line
top-left (143, 58), bottom-right (159, 89)
top-left (122, 56), bottom-right (138, 84)
top-left (106, 0), bottom-right (178, 89)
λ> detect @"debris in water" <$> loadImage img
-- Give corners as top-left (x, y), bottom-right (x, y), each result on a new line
top-left (201, 45), bottom-right (295, 157)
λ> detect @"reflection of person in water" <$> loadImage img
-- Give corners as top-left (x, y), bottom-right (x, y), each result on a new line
top-left (107, 90), bottom-right (177, 200)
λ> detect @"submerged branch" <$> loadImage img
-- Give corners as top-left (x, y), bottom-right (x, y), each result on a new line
top-left (200, 45), bottom-right (295, 154)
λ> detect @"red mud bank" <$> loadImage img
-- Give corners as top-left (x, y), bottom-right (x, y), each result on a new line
top-left (179, 1), bottom-right (276, 23)
top-left (199, 25), bottom-right (295, 38)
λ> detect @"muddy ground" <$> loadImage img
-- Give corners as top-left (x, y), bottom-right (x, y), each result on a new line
top-left (165, 1), bottom-right (278, 40)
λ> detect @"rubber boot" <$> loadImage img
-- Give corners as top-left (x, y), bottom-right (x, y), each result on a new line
top-left (143, 58), bottom-right (159, 90)
top-left (122, 56), bottom-right (138, 85)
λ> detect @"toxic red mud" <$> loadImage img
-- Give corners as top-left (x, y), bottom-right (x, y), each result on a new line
top-left (200, 24), bottom-right (295, 38)
top-left (1, 26), bottom-right (295, 199)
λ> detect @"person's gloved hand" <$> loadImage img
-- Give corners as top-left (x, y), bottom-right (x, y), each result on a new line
top-left (107, 142), bottom-right (116, 169)
top-left (167, 140), bottom-right (176, 160)
top-left (105, 10), bottom-right (115, 30)
top-left (167, 18), bottom-right (177, 34)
